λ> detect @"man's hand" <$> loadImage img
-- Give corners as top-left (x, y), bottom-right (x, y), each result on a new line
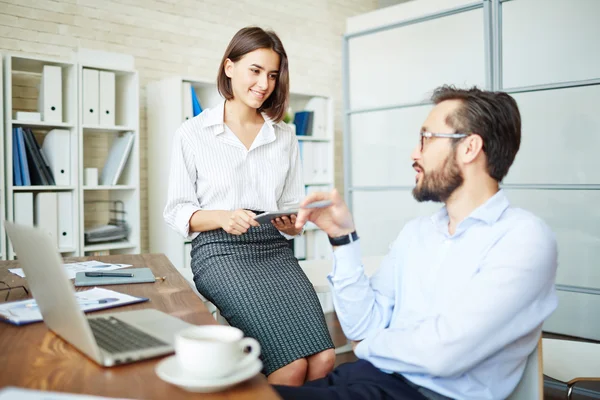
top-left (272, 214), bottom-right (303, 236)
top-left (295, 189), bottom-right (355, 238)
top-left (220, 209), bottom-right (260, 235)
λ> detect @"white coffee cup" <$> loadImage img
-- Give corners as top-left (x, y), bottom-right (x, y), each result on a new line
top-left (174, 325), bottom-right (261, 379)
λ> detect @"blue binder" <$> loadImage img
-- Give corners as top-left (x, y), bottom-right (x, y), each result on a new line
top-left (191, 86), bottom-right (203, 116)
top-left (12, 128), bottom-right (22, 186)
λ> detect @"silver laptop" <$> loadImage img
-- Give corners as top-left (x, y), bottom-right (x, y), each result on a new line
top-left (4, 221), bottom-right (192, 367)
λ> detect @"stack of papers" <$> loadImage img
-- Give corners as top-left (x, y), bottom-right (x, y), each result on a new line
top-left (0, 387), bottom-right (132, 399)
top-left (0, 287), bottom-right (148, 326)
top-left (9, 260), bottom-right (131, 280)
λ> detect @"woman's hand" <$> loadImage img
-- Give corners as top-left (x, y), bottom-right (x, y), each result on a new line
top-left (295, 189), bottom-right (355, 238)
top-left (272, 214), bottom-right (303, 236)
top-left (220, 209), bottom-right (260, 235)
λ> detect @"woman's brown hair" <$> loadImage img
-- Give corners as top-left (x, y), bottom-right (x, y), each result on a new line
top-left (217, 26), bottom-right (289, 123)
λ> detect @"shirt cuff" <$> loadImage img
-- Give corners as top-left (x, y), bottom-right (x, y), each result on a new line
top-left (176, 204), bottom-right (201, 240)
top-left (353, 337), bottom-right (370, 359)
top-left (329, 240), bottom-right (362, 281)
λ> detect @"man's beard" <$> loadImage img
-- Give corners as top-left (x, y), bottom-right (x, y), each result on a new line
top-left (412, 151), bottom-right (464, 203)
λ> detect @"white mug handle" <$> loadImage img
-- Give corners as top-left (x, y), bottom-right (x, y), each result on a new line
top-left (237, 337), bottom-right (261, 370)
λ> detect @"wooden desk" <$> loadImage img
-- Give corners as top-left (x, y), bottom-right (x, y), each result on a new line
top-left (0, 254), bottom-right (280, 400)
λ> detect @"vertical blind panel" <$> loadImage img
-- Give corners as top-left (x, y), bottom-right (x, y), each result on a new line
top-left (348, 8), bottom-right (486, 110)
top-left (505, 85), bottom-right (600, 185)
top-left (502, 0), bottom-right (600, 89)
top-left (350, 105), bottom-right (432, 187)
top-left (505, 189), bottom-right (600, 288)
top-left (544, 290), bottom-right (600, 341)
top-left (352, 190), bottom-right (440, 256)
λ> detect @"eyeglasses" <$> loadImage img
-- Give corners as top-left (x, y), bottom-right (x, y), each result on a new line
top-left (0, 280), bottom-right (29, 302)
top-left (419, 132), bottom-right (468, 152)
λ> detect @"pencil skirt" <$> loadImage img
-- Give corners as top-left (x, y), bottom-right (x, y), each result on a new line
top-left (190, 223), bottom-right (334, 375)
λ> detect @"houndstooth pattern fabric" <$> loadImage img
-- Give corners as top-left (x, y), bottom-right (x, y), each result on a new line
top-left (191, 223), bottom-right (334, 375)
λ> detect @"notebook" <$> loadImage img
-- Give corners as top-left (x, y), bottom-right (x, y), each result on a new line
top-left (74, 268), bottom-right (155, 287)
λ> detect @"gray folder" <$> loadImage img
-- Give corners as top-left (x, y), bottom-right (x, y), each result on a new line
top-left (74, 268), bottom-right (155, 287)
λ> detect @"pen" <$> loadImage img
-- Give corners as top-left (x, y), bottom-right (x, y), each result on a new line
top-left (84, 272), bottom-right (134, 278)
top-left (25, 298), bottom-right (118, 308)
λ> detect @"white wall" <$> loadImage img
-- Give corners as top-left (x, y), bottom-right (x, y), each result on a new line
top-left (0, 0), bottom-right (378, 252)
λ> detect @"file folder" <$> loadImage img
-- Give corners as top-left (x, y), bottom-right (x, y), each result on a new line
top-left (100, 131), bottom-right (135, 185)
top-left (13, 193), bottom-right (34, 227)
top-left (57, 192), bottom-right (74, 249)
top-left (35, 192), bottom-right (58, 246)
top-left (82, 68), bottom-right (99, 125)
top-left (38, 65), bottom-right (62, 123)
top-left (42, 129), bottom-right (70, 185)
top-left (99, 71), bottom-right (115, 126)
top-left (182, 82), bottom-right (193, 121)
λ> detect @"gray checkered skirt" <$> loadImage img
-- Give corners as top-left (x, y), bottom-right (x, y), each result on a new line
top-left (190, 223), bottom-right (334, 375)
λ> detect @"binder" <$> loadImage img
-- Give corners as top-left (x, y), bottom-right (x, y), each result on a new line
top-left (41, 129), bottom-right (70, 185)
top-left (15, 128), bottom-right (31, 186)
top-left (13, 193), bottom-right (34, 227)
top-left (37, 65), bottom-right (62, 122)
top-left (302, 141), bottom-right (315, 183)
top-left (293, 111), bottom-right (314, 136)
top-left (304, 97), bottom-right (328, 137)
top-left (12, 128), bottom-right (23, 186)
top-left (57, 192), bottom-right (74, 249)
top-left (191, 86), bottom-right (203, 116)
top-left (24, 128), bottom-right (56, 185)
top-left (293, 234), bottom-right (306, 260)
top-left (82, 68), bottom-right (99, 125)
top-left (182, 82), bottom-right (193, 121)
top-left (22, 128), bottom-right (51, 185)
top-left (100, 131), bottom-right (135, 185)
top-left (35, 192), bottom-right (58, 246)
top-left (99, 71), bottom-right (115, 126)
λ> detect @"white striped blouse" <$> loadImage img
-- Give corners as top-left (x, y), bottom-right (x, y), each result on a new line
top-left (163, 100), bottom-right (304, 240)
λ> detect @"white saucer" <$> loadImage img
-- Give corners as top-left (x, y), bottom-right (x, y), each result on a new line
top-left (155, 356), bottom-right (263, 393)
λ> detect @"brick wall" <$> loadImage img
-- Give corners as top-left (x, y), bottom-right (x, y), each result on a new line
top-left (0, 0), bottom-right (377, 252)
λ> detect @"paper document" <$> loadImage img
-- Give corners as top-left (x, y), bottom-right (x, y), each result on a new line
top-left (9, 260), bottom-right (132, 279)
top-left (0, 387), bottom-right (133, 399)
top-left (0, 287), bottom-right (148, 326)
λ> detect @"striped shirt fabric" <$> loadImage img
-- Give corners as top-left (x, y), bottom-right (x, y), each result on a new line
top-left (164, 100), bottom-right (304, 240)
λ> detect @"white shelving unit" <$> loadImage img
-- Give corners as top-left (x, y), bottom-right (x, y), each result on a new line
top-left (147, 77), bottom-right (335, 281)
top-left (0, 54), bottom-right (5, 260)
top-left (3, 54), bottom-right (78, 259)
top-left (78, 64), bottom-right (140, 256)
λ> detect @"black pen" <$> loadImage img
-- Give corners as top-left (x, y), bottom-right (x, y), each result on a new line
top-left (84, 272), bottom-right (134, 278)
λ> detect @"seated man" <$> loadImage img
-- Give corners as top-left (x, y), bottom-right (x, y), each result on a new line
top-left (275, 86), bottom-right (558, 400)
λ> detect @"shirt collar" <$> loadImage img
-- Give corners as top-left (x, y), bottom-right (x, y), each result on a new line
top-left (204, 100), bottom-right (276, 139)
top-left (430, 189), bottom-right (510, 229)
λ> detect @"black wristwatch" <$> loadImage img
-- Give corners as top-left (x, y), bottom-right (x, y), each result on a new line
top-left (328, 230), bottom-right (359, 246)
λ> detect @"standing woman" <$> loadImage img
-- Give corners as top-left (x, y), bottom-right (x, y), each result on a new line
top-left (163, 27), bottom-right (335, 385)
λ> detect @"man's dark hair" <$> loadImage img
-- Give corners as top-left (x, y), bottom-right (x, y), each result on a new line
top-left (431, 85), bottom-right (521, 182)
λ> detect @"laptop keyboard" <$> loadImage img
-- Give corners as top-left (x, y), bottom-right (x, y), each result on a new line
top-left (88, 316), bottom-right (168, 354)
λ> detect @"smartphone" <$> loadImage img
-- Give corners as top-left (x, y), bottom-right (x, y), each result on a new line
top-left (253, 200), bottom-right (332, 224)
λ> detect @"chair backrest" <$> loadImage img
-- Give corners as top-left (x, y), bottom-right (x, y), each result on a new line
top-left (506, 340), bottom-right (543, 400)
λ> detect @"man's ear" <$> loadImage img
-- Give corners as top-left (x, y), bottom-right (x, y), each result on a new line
top-left (224, 58), bottom-right (234, 78)
top-left (461, 134), bottom-right (484, 164)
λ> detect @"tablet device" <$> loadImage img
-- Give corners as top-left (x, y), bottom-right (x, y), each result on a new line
top-left (253, 200), bottom-right (332, 224)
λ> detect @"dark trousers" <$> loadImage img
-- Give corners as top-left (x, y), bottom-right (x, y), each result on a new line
top-left (274, 360), bottom-right (428, 400)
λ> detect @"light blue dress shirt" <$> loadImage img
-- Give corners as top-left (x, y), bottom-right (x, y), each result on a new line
top-left (328, 190), bottom-right (558, 400)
